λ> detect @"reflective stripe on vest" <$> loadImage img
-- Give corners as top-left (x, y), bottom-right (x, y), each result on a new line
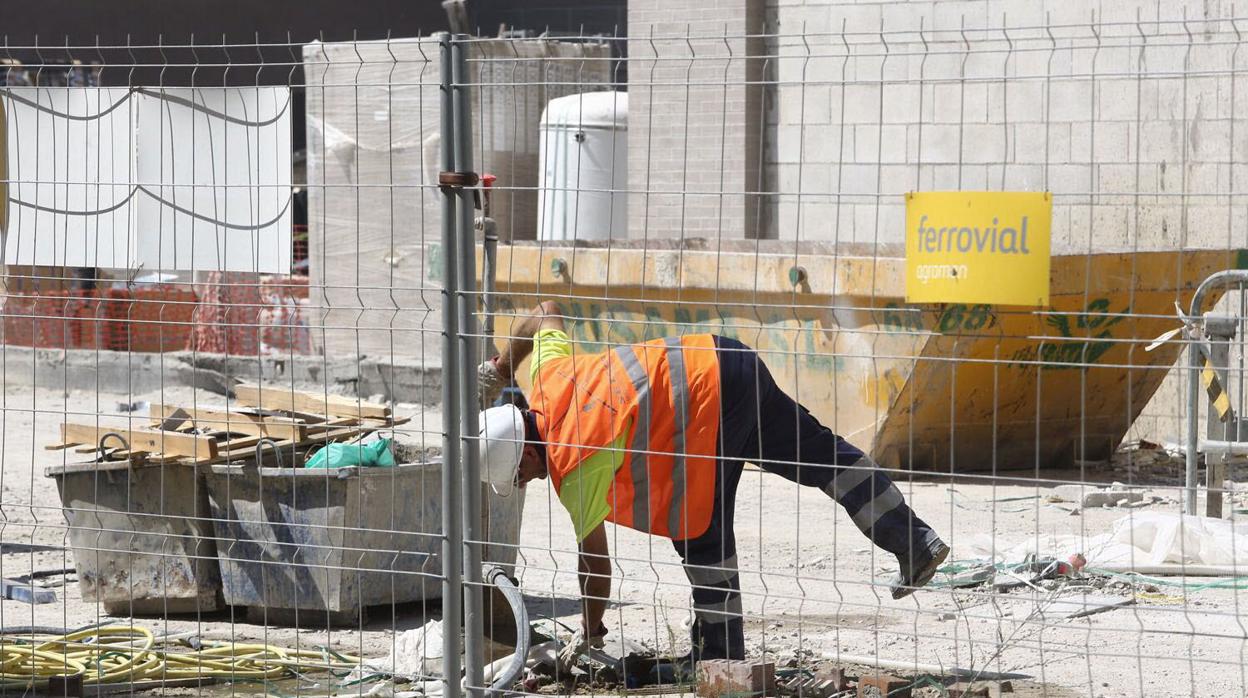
top-left (664, 337), bottom-right (690, 539)
top-left (613, 339), bottom-right (695, 536)
top-left (535, 333), bottom-right (720, 540)
top-left (613, 344), bottom-right (653, 533)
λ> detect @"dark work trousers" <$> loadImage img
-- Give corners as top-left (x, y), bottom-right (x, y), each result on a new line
top-left (670, 336), bottom-right (941, 661)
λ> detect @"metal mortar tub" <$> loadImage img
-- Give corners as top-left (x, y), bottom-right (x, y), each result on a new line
top-left (46, 460), bottom-right (223, 615)
top-left (204, 460), bottom-right (523, 625)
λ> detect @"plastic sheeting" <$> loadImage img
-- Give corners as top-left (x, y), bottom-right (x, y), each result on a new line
top-left (963, 512), bottom-right (1248, 569)
top-left (302, 37), bottom-right (610, 362)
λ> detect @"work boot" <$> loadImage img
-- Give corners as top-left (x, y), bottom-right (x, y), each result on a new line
top-left (889, 538), bottom-right (950, 599)
top-left (688, 617), bottom-right (745, 662)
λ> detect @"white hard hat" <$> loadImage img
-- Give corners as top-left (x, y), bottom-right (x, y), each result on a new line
top-left (479, 404), bottom-right (525, 493)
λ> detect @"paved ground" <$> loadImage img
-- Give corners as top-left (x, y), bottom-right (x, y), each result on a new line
top-left (2, 383), bottom-right (1245, 696)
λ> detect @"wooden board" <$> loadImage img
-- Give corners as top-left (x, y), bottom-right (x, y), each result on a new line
top-left (304, 416), bottom-right (362, 434)
top-left (233, 384), bottom-right (391, 420)
top-left (217, 439), bottom-right (297, 461)
top-left (59, 423), bottom-right (218, 461)
top-left (150, 404), bottom-right (307, 442)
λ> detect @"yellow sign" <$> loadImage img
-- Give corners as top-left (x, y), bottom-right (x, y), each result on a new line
top-left (905, 191), bottom-right (1051, 306)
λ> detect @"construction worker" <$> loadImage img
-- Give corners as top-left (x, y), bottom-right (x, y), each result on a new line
top-left (477, 300), bottom-right (948, 668)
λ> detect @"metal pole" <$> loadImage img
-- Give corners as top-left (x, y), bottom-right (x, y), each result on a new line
top-left (1187, 323), bottom-right (1200, 514)
top-left (1186, 270), bottom-right (1248, 513)
top-left (481, 174), bottom-right (498, 342)
top-left (437, 31), bottom-right (464, 698)
top-left (452, 34), bottom-right (486, 698)
top-left (482, 222), bottom-right (498, 340)
top-left (1204, 320), bottom-right (1234, 518)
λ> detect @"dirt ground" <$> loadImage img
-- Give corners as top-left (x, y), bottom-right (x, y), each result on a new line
top-left (2, 383), bottom-right (1246, 697)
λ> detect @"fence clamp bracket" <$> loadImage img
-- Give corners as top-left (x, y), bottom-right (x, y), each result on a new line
top-left (439, 170), bottom-right (480, 192)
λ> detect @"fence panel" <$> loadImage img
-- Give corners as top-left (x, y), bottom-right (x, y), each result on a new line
top-left (1, 12), bottom-right (1247, 698)
top-left (0, 34), bottom-right (470, 695)
top-left (464, 15), bottom-right (1248, 698)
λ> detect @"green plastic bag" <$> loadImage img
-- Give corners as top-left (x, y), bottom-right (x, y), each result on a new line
top-left (304, 438), bottom-right (396, 469)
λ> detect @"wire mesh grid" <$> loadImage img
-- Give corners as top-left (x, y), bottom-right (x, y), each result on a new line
top-left (0, 10), bottom-right (1244, 698)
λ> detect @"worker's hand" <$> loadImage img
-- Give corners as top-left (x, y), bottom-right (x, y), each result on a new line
top-left (555, 624), bottom-right (606, 675)
top-left (478, 357), bottom-right (508, 407)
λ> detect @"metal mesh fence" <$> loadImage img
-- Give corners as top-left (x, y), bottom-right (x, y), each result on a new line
top-left (0, 11), bottom-right (1246, 697)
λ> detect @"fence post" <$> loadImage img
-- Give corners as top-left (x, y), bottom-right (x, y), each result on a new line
top-left (451, 32), bottom-right (487, 697)
top-left (438, 30), bottom-right (464, 698)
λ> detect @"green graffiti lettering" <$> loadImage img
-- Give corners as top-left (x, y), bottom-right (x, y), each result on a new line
top-left (938, 305), bottom-right (965, 333)
top-left (673, 307), bottom-right (712, 334)
top-left (586, 304), bottom-right (604, 343)
top-left (802, 319), bottom-right (835, 371)
top-left (880, 304), bottom-right (903, 333)
top-left (1079, 298), bottom-right (1111, 328)
top-left (643, 307), bottom-right (666, 340)
top-left (964, 304), bottom-right (991, 331)
top-left (605, 304), bottom-right (638, 345)
top-left (765, 313), bottom-right (790, 352)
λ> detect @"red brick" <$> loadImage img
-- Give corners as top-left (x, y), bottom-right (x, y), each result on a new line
top-left (947, 682), bottom-right (990, 697)
top-left (696, 659), bottom-right (776, 698)
top-left (857, 672), bottom-right (911, 698)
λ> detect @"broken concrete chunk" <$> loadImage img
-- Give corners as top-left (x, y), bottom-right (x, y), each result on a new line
top-left (0, 578), bottom-right (55, 605)
top-left (819, 667), bottom-right (850, 692)
top-left (1050, 484), bottom-right (1144, 508)
top-left (1050, 484), bottom-right (1084, 503)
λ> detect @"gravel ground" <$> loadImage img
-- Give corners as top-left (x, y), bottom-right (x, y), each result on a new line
top-left (1, 383), bottom-right (1245, 697)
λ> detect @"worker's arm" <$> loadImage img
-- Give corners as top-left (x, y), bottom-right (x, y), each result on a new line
top-left (496, 300), bottom-right (564, 380)
top-left (577, 522), bottom-right (611, 638)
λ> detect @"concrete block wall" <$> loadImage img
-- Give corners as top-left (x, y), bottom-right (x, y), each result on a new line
top-left (624, 0), bottom-right (1245, 252)
top-left (760, 3), bottom-right (1245, 251)
top-left (628, 0), bottom-right (765, 240)
top-left (621, 0), bottom-right (1247, 453)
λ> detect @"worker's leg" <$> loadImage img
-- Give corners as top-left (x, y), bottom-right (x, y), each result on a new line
top-left (671, 457), bottom-right (746, 661)
top-left (713, 336), bottom-right (942, 563)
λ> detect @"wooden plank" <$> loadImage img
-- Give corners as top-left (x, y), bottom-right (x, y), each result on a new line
top-left (304, 416), bottom-right (362, 434)
top-left (217, 439), bottom-right (296, 460)
top-left (307, 425), bottom-right (372, 443)
top-left (59, 423), bottom-right (218, 461)
top-left (211, 434), bottom-right (268, 453)
top-left (361, 415), bottom-right (410, 428)
top-left (149, 404), bottom-right (306, 442)
top-left (233, 384), bottom-right (391, 420)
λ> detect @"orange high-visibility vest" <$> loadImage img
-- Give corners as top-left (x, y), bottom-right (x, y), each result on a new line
top-left (531, 334), bottom-right (721, 540)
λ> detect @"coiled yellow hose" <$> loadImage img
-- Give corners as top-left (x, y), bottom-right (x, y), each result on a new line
top-left (0, 625), bottom-right (363, 689)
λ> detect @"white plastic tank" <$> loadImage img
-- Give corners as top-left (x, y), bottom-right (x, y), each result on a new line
top-left (538, 92), bottom-right (628, 241)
